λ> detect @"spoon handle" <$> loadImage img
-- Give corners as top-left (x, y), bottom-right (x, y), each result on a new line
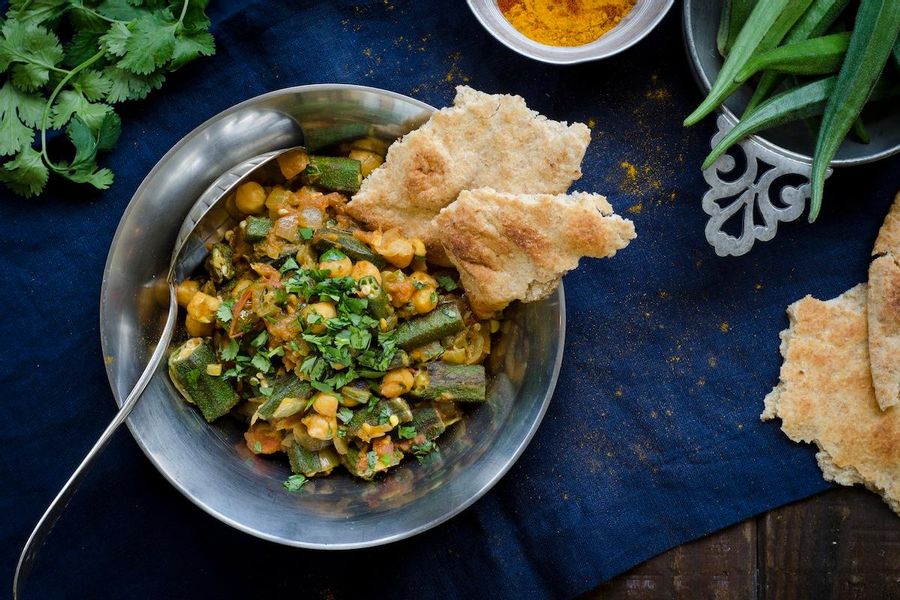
top-left (13, 290), bottom-right (178, 600)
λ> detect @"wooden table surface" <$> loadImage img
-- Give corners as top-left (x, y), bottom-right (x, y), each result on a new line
top-left (583, 487), bottom-right (900, 599)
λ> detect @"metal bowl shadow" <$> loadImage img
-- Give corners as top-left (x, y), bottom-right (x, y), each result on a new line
top-left (683, 0), bottom-right (900, 166)
top-left (467, 0), bottom-right (674, 64)
top-left (100, 84), bottom-right (565, 549)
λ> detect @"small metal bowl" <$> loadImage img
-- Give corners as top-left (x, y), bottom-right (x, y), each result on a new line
top-left (682, 0), bottom-right (900, 256)
top-left (683, 0), bottom-right (900, 165)
top-left (100, 84), bottom-right (564, 549)
top-left (467, 0), bottom-right (675, 64)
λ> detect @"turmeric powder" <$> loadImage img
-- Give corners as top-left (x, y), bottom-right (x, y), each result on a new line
top-left (498, 0), bottom-right (636, 47)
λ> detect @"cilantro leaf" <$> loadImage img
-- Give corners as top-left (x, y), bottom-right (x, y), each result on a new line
top-left (398, 425), bottom-right (416, 440)
top-left (412, 440), bottom-right (437, 457)
top-left (221, 339), bottom-right (239, 361)
top-left (366, 451), bottom-right (378, 470)
top-left (436, 274), bottom-right (458, 291)
top-left (0, 21), bottom-right (64, 90)
top-left (0, 82), bottom-right (38, 155)
top-left (250, 330), bottom-right (269, 348)
top-left (298, 227), bottom-right (314, 240)
top-left (337, 407), bottom-right (353, 424)
top-left (216, 298), bottom-right (235, 323)
top-left (117, 12), bottom-right (177, 75)
top-left (50, 89), bottom-right (111, 130)
top-left (99, 22), bottom-right (131, 57)
top-left (104, 66), bottom-right (165, 103)
top-left (75, 70), bottom-right (114, 102)
top-left (8, 0), bottom-right (70, 26)
top-left (0, 144), bottom-right (48, 197)
top-left (283, 474), bottom-right (308, 492)
top-left (170, 28), bottom-right (215, 69)
top-left (65, 26), bottom-right (107, 67)
top-left (279, 257), bottom-right (299, 274)
top-left (250, 352), bottom-right (271, 374)
top-left (319, 248), bottom-right (347, 263)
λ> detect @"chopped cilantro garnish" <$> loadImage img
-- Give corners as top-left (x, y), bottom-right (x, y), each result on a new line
top-left (283, 474), bottom-right (308, 492)
top-left (398, 425), bottom-right (416, 440)
top-left (311, 381), bottom-right (334, 393)
top-left (250, 353), bottom-right (271, 374)
top-left (319, 248), bottom-right (347, 263)
top-left (366, 451), bottom-right (378, 470)
top-left (337, 407), bottom-right (353, 424)
top-left (299, 227), bottom-right (314, 240)
top-left (253, 441), bottom-right (263, 453)
top-left (279, 257), bottom-right (300, 273)
top-left (250, 330), bottom-right (269, 348)
top-left (436, 274), bottom-right (459, 291)
top-left (412, 280), bottom-right (426, 290)
top-left (216, 298), bottom-right (235, 323)
top-left (412, 440), bottom-right (437, 456)
top-left (221, 339), bottom-right (240, 361)
top-left (259, 385), bottom-right (274, 397)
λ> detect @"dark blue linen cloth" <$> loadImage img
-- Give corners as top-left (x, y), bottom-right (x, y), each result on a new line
top-left (2, 1), bottom-right (898, 598)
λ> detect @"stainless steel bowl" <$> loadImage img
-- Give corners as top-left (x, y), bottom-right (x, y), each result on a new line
top-left (467, 0), bottom-right (674, 64)
top-left (683, 0), bottom-right (900, 165)
top-left (100, 84), bottom-right (565, 549)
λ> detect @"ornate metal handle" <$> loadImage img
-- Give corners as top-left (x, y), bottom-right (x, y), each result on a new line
top-left (702, 113), bottom-right (832, 257)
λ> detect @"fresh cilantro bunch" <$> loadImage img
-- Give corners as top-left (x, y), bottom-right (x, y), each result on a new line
top-left (0, 0), bottom-right (215, 197)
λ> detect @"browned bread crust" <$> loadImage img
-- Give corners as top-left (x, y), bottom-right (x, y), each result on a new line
top-left (346, 86), bottom-right (591, 265)
top-left (868, 192), bottom-right (900, 410)
top-left (433, 188), bottom-right (635, 318)
top-left (762, 285), bottom-right (899, 516)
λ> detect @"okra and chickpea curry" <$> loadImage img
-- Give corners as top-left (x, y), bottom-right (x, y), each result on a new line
top-left (168, 139), bottom-right (500, 488)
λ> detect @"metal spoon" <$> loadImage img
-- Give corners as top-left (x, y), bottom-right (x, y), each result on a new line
top-left (13, 147), bottom-right (302, 600)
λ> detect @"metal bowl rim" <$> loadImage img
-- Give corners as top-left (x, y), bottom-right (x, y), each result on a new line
top-left (681, 0), bottom-right (900, 167)
top-left (466, 0), bottom-right (675, 65)
top-left (99, 82), bottom-right (566, 549)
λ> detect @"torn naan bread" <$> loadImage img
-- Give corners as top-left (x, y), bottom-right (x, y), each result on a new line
top-left (346, 86), bottom-right (591, 265)
top-left (868, 192), bottom-right (900, 410)
top-left (433, 188), bottom-right (635, 318)
top-left (762, 285), bottom-right (899, 516)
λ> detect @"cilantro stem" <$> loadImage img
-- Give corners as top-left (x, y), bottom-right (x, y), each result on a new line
top-left (74, 5), bottom-right (130, 24)
top-left (39, 49), bottom-right (106, 172)
top-left (176, 0), bottom-right (190, 26)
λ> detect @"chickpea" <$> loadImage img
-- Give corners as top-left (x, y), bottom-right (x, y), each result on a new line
top-left (176, 279), bottom-right (200, 308)
top-left (351, 136), bottom-right (389, 155)
top-left (312, 392), bottom-right (339, 417)
top-left (378, 237), bottom-right (414, 268)
top-left (275, 148), bottom-right (310, 179)
top-left (302, 413), bottom-right (334, 440)
top-left (409, 271), bottom-right (437, 289)
top-left (235, 181), bottom-right (266, 215)
top-left (186, 292), bottom-right (221, 324)
top-left (301, 302), bottom-right (337, 334)
top-left (348, 149), bottom-right (384, 177)
top-left (318, 255), bottom-right (352, 278)
top-left (411, 288), bottom-right (438, 314)
top-left (351, 260), bottom-right (382, 284)
top-left (264, 186), bottom-right (291, 219)
top-left (380, 368), bottom-right (414, 398)
top-left (186, 314), bottom-right (213, 337)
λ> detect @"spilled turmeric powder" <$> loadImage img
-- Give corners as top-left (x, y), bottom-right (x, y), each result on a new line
top-left (498, 0), bottom-right (636, 47)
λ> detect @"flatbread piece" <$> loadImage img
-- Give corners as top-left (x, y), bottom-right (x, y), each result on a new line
top-left (433, 188), bottom-right (636, 318)
top-left (346, 86), bottom-right (591, 264)
top-left (761, 285), bottom-right (899, 516)
top-left (868, 191), bottom-right (900, 409)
